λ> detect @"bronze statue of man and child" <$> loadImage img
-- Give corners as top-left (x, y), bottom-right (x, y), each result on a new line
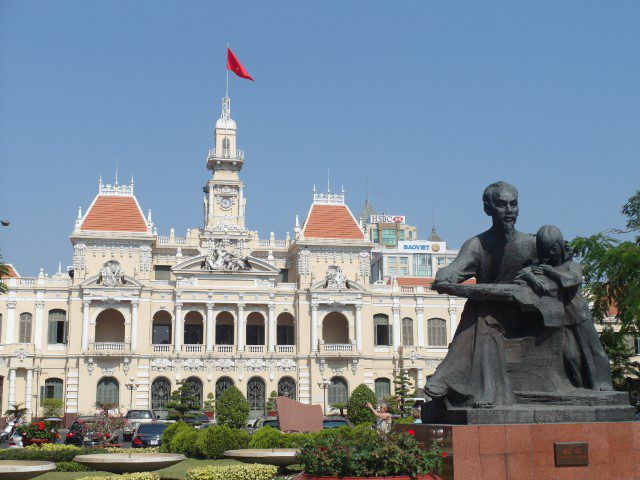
top-left (421, 181), bottom-right (633, 424)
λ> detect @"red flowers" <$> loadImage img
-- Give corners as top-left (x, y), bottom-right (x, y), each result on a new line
top-left (408, 429), bottom-right (415, 436)
top-left (442, 452), bottom-right (447, 458)
top-left (105, 433), bottom-right (111, 439)
top-left (38, 422), bottom-right (45, 431)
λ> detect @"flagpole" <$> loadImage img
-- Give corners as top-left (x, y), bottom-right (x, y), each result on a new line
top-left (225, 43), bottom-right (229, 99)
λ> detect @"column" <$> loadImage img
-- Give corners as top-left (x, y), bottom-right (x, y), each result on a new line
top-left (81, 300), bottom-right (91, 351)
top-left (174, 302), bottom-right (183, 353)
top-left (208, 184), bottom-right (213, 216)
top-left (417, 369), bottom-right (424, 389)
top-left (206, 303), bottom-right (215, 352)
top-left (25, 369), bottom-right (33, 416)
top-left (8, 368), bottom-right (16, 407)
top-left (5, 300), bottom-right (16, 344)
top-left (392, 306), bottom-right (401, 350)
top-left (34, 300), bottom-right (44, 350)
top-left (237, 303), bottom-right (246, 353)
top-left (448, 305), bottom-right (458, 343)
top-left (310, 304), bottom-right (319, 352)
top-left (354, 304), bottom-right (362, 352)
top-left (130, 300), bottom-right (139, 350)
top-left (267, 304), bottom-right (276, 353)
top-left (416, 306), bottom-right (425, 348)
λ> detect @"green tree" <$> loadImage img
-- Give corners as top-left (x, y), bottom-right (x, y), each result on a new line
top-left (265, 390), bottom-right (278, 413)
top-left (347, 384), bottom-right (377, 425)
top-left (0, 251), bottom-right (10, 294)
top-left (41, 398), bottom-right (64, 418)
top-left (203, 392), bottom-right (215, 412)
top-left (571, 189), bottom-right (640, 407)
top-left (215, 385), bottom-right (250, 428)
top-left (392, 370), bottom-right (413, 418)
top-left (166, 381), bottom-right (200, 421)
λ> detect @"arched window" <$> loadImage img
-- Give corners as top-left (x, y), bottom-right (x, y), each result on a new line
top-left (402, 317), bottom-right (414, 346)
top-left (277, 377), bottom-right (296, 400)
top-left (276, 313), bottom-right (295, 346)
top-left (322, 312), bottom-right (349, 344)
top-left (215, 312), bottom-right (234, 345)
top-left (427, 318), bottom-right (447, 347)
top-left (48, 309), bottom-right (67, 344)
top-left (151, 377), bottom-right (172, 418)
top-left (246, 312), bottom-right (265, 346)
top-left (184, 377), bottom-right (203, 409)
top-left (96, 377), bottom-right (119, 405)
top-left (222, 137), bottom-right (230, 153)
top-left (328, 377), bottom-right (348, 406)
top-left (215, 377), bottom-right (234, 398)
top-left (19, 313), bottom-right (32, 343)
top-left (95, 309), bottom-right (125, 343)
top-left (247, 377), bottom-right (266, 417)
top-left (374, 314), bottom-right (390, 346)
top-left (184, 311), bottom-right (204, 345)
top-left (374, 378), bottom-right (391, 400)
top-left (43, 378), bottom-right (63, 399)
top-left (152, 311), bottom-right (172, 345)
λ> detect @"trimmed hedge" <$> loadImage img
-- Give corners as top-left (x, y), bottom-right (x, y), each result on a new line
top-left (169, 427), bottom-right (202, 458)
top-left (55, 461), bottom-right (92, 472)
top-left (160, 421), bottom-right (192, 452)
top-left (347, 384), bottom-right (377, 425)
top-left (215, 386), bottom-right (250, 429)
top-left (81, 474), bottom-right (159, 480)
top-left (0, 444), bottom-right (160, 462)
top-left (196, 425), bottom-right (250, 459)
top-left (186, 464), bottom-right (278, 480)
top-left (248, 426), bottom-right (310, 449)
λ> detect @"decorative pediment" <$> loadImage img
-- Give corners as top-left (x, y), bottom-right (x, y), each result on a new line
top-left (310, 266), bottom-right (366, 292)
top-left (173, 255), bottom-right (279, 275)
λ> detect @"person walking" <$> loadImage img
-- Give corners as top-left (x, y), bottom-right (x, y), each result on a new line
top-left (366, 402), bottom-right (392, 433)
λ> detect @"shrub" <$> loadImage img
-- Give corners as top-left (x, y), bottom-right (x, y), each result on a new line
top-left (297, 429), bottom-right (443, 477)
top-left (0, 444), bottom-right (95, 462)
top-left (196, 425), bottom-right (250, 460)
top-left (41, 398), bottom-right (64, 418)
top-left (186, 464), bottom-right (278, 480)
top-left (160, 421), bottom-right (191, 452)
top-left (265, 390), bottom-right (277, 412)
top-left (169, 427), bottom-right (202, 458)
top-left (55, 461), bottom-right (92, 472)
top-left (215, 386), bottom-right (250, 429)
top-left (81, 474), bottom-right (159, 480)
top-left (347, 384), bottom-right (377, 425)
top-left (249, 426), bottom-right (310, 449)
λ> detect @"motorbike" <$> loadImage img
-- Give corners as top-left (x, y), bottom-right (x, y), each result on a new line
top-left (1, 415), bottom-right (23, 442)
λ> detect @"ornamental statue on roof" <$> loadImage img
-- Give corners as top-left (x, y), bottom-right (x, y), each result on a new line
top-left (204, 239), bottom-right (251, 272)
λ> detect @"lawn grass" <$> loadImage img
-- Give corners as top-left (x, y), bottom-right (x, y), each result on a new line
top-left (39, 458), bottom-right (242, 480)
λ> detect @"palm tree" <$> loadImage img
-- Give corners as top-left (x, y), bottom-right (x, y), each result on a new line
top-left (4, 403), bottom-right (28, 419)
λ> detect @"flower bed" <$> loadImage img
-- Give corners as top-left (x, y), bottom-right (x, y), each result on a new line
top-left (17, 420), bottom-right (60, 444)
top-left (296, 428), bottom-right (443, 479)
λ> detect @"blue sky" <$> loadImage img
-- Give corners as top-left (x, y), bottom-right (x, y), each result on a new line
top-left (1, 1), bottom-right (639, 275)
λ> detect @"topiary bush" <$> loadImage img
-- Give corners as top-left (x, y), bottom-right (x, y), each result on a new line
top-left (196, 425), bottom-right (250, 460)
top-left (186, 464), bottom-right (278, 480)
top-left (0, 444), bottom-right (96, 462)
top-left (347, 383), bottom-right (377, 425)
top-left (169, 427), bottom-right (202, 458)
top-left (159, 421), bottom-right (191, 453)
top-left (55, 461), bottom-right (92, 472)
top-left (249, 426), bottom-right (310, 449)
top-left (81, 474), bottom-right (159, 480)
top-left (215, 385), bottom-right (250, 429)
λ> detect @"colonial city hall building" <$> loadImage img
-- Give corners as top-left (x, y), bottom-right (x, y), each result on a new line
top-left (0, 96), bottom-right (464, 420)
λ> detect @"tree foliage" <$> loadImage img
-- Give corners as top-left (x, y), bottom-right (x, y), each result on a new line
top-left (347, 384), bottom-right (377, 425)
top-left (166, 381), bottom-right (200, 421)
top-left (392, 370), bottom-right (413, 417)
top-left (0, 251), bottom-right (9, 294)
top-left (215, 385), bottom-right (250, 429)
top-left (570, 189), bottom-right (640, 406)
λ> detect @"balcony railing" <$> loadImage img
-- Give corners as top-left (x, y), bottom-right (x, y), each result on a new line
top-left (93, 342), bottom-right (126, 352)
top-left (207, 148), bottom-right (244, 162)
top-left (183, 344), bottom-right (203, 353)
top-left (157, 236), bottom-right (186, 245)
top-left (153, 344), bottom-right (171, 353)
top-left (216, 345), bottom-right (234, 354)
top-left (277, 345), bottom-right (295, 354)
top-left (322, 343), bottom-right (354, 353)
top-left (247, 345), bottom-right (264, 354)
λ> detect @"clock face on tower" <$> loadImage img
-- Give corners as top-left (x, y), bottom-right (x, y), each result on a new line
top-left (219, 197), bottom-right (233, 210)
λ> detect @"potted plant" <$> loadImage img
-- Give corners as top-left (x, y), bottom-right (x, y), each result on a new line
top-left (203, 392), bottom-right (216, 420)
top-left (265, 390), bottom-right (278, 416)
top-left (17, 421), bottom-right (60, 446)
top-left (296, 427), bottom-right (444, 480)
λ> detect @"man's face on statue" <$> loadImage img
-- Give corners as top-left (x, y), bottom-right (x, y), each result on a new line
top-left (486, 187), bottom-right (519, 232)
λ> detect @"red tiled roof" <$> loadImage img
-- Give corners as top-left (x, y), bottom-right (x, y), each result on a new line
top-left (1, 263), bottom-right (19, 278)
top-left (303, 204), bottom-right (364, 240)
top-left (81, 196), bottom-right (147, 232)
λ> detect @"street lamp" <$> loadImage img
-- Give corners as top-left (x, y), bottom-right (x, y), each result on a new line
top-left (125, 378), bottom-right (139, 412)
top-left (317, 377), bottom-right (331, 415)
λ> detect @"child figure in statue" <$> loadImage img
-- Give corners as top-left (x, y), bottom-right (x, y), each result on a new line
top-left (516, 225), bottom-right (612, 391)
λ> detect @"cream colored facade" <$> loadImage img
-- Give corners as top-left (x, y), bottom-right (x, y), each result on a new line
top-left (0, 96), bottom-right (465, 420)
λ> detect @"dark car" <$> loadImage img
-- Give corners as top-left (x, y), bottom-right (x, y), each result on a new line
top-left (131, 422), bottom-right (167, 448)
top-left (123, 410), bottom-right (157, 441)
top-left (64, 416), bottom-right (104, 446)
top-left (183, 413), bottom-right (212, 430)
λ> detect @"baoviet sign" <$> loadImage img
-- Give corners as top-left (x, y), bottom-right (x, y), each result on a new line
top-left (370, 215), bottom-right (405, 224)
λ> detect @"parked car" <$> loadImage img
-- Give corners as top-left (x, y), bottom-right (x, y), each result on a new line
top-left (183, 413), bottom-right (213, 430)
top-left (248, 414), bottom-right (352, 433)
top-left (64, 416), bottom-right (105, 446)
top-left (123, 410), bottom-right (157, 441)
top-left (131, 422), bottom-right (167, 448)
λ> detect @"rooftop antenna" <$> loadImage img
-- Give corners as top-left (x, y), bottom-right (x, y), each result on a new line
top-left (365, 177), bottom-right (369, 202)
top-left (115, 159), bottom-right (119, 185)
top-left (432, 208), bottom-right (436, 230)
top-left (327, 169), bottom-right (331, 193)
